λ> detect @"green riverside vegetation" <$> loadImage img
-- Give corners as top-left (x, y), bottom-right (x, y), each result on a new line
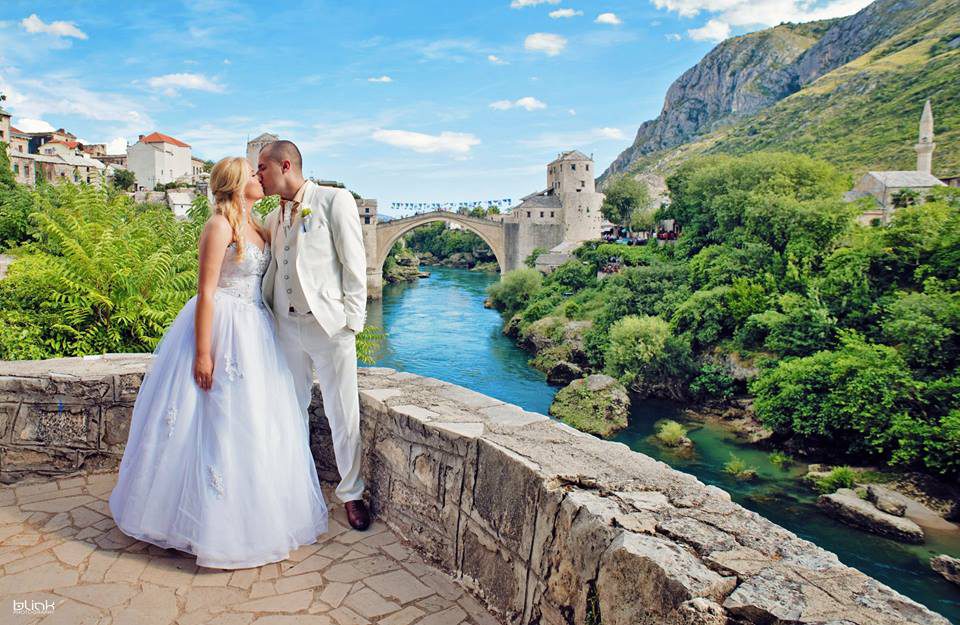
top-left (488, 151), bottom-right (960, 481)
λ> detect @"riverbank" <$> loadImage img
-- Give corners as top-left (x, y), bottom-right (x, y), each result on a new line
top-left (363, 266), bottom-right (960, 619)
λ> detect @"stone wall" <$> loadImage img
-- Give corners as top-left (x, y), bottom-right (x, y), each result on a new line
top-left (0, 355), bottom-right (951, 625)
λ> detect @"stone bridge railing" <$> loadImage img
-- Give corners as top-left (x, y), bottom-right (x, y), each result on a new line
top-left (0, 355), bottom-right (950, 625)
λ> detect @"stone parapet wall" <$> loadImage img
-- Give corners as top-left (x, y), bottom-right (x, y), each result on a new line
top-left (0, 355), bottom-right (950, 625)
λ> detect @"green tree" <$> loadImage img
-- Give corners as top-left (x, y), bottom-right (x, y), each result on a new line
top-left (751, 333), bottom-right (917, 459)
top-left (112, 169), bottom-right (135, 191)
top-left (601, 175), bottom-right (650, 231)
top-left (487, 268), bottom-right (543, 316)
top-left (604, 315), bottom-right (694, 399)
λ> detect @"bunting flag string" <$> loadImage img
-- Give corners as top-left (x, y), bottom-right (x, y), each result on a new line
top-left (389, 198), bottom-right (513, 212)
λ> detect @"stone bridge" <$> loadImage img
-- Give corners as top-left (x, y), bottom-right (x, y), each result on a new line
top-left (0, 355), bottom-right (952, 625)
top-left (366, 211), bottom-right (510, 298)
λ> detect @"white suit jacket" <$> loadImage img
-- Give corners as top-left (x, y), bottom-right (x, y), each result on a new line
top-left (261, 181), bottom-right (367, 335)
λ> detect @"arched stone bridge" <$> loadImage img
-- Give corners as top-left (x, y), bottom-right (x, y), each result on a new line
top-left (365, 210), bottom-right (509, 298)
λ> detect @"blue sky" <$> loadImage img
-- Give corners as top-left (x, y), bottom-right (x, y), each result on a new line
top-left (0, 0), bottom-right (870, 215)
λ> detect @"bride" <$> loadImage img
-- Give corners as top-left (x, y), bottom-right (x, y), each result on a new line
top-left (108, 156), bottom-right (328, 569)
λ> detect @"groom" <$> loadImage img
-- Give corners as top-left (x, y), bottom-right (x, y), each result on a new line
top-left (257, 140), bottom-right (370, 531)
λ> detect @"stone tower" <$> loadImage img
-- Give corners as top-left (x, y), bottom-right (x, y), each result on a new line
top-left (547, 150), bottom-right (604, 242)
top-left (916, 99), bottom-right (934, 175)
top-left (247, 132), bottom-right (279, 167)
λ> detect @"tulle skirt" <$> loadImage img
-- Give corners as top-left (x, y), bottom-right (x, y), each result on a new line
top-left (108, 291), bottom-right (328, 569)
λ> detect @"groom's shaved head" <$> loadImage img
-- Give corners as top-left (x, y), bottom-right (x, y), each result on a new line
top-left (261, 140), bottom-right (302, 173)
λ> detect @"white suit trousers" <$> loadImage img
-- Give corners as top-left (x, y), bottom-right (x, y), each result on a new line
top-left (276, 312), bottom-right (365, 503)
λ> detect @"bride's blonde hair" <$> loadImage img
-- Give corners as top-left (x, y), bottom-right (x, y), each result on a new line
top-left (209, 156), bottom-right (263, 261)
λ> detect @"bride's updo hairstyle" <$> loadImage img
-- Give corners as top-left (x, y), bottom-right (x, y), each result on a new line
top-left (209, 156), bottom-right (251, 261)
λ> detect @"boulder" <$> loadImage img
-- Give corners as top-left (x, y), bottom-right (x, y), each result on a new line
top-left (866, 484), bottom-right (909, 517)
top-left (931, 555), bottom-right (960, 586)
top-left (549, 374), bottom-right (630, 438)
top-left (546, 360), bottom-right (583, 386)
top-left (817, 489), bottom-right (924, 544)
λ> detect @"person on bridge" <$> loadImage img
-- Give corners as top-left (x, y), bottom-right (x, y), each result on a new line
top-left (256, 140), bottom-right (371, 531)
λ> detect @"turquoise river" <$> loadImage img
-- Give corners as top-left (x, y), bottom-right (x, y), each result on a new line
top-left (361, 265), bottom-right (960, 622)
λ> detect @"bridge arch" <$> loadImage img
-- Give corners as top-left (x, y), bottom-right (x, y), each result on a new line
top-left (373, 211), bottom-right (507, 277)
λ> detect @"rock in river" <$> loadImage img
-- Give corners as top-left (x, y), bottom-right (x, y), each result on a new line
top-left (817, 488), bottom-right (924, 544)
top-left (931, 555), bottom-right (960, 586)
top-left (549, 374), bottom-right (630, 438)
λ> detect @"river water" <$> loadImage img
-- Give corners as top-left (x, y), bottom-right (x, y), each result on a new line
top-left (362, 265), bottom-right (960, 622)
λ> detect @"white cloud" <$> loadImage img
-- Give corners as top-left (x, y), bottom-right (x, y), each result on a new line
top-left (223, 58), bottom-right (231, 64)
top-left (595, 12), bottom-right (623, 25)
top-left (688, 19), bottom-right (731, 42)
top-left (524, 33), bottom-right (567, 56)
top-left (0, 72), bottom-right (153, 134)
top-left (13, 118), bottom-right (56, 133)
top-left (520, 126), bottom-right (626, 149)
top-left (146, 73), bottom-right (224, 96)
top-left (106, 137), bottom-right (128, 154)
top-left (666, 33), bottom-right (683, 41)
top-left (597, 127), bottom-right (625, 139)
top-left (368, 75), bottom-right (393, 83)
top-left (568, 109), bottom-right (577, 115)
top-left (549, 8), bottom-right (583, 18)
top-left (372, 129), bottom-right (480, 157)
top-left (489, 96), bottom-right (547, 111)
top-left (510, 0), bottom-right (560, 7)
top-left (650, 0), bottom-right (872, 28)
top-left (488, 54), bottom-right (508, 65)
top-left (20, 14), bottom-right (87, 40)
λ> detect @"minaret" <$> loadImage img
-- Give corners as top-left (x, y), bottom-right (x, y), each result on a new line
top-left (916, 99), bottom-right (934, 175)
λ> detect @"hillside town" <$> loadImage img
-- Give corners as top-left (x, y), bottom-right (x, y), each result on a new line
top-left (0, 105), bottom-right (209, 215)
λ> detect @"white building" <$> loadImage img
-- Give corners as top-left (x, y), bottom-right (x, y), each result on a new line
top-left (247, 132), bottom-right (279, 167)
top-left (127, 132), bottom-right (193, 190)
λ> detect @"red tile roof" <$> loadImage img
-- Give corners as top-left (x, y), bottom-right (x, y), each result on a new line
top-left (141, 132), bottom-right (190, 148)
top-left (9, 126), bottom-right (24, 135)
top-left (46, 140), bottom-right (80, 149)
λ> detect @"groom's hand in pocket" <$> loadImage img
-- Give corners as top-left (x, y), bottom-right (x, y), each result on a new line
top-left (193, 353), bottom-right (214, 390)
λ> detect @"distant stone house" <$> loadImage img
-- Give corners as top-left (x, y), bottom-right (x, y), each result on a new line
top-left (127, 132), bottom-right (193, 190)
top-left (504, 150), bottom-right (606, 272)
top-left (846, 100), bottom-right (947, 225)
top-left (247, 132), bottom-right (279, 167)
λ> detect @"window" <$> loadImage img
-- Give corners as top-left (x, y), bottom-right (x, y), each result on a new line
top-left (365, 208), bottom-right (369, 213)
top-left (576, 189), bottom-right (581, 192)
top-left (586, 164), bottom-right (590, 171)
top-left (550, 211), bottom-right (554, 218)
top-left (526, 211), bottom-right (531, 218)
top-left (571, 164), bottom-right (576, 170)
top-left (364, 216), bottom-right (371, 224)
top-left (540, 211), bottom-right (544, 218)
top-left (13, 164), bottom-right (18, 174)
top-left (581, 180), bottom-right (585, 188)
top-left (17, 145), bottom-right (23, 152)
top-left (24, 165), bottom-right (29, 177)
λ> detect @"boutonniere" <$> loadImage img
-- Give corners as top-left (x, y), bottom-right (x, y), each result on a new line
top-left (299, 208), bottom-right (313, 233)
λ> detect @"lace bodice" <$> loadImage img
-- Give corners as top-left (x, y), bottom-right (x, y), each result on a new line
top-left (216, 241), bottom-right (271, 305)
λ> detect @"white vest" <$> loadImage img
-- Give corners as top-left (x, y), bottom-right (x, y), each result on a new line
top-left (261, 181), bottom-right (368, 336)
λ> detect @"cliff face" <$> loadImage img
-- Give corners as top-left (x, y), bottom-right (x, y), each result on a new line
top-left (601, 0), bottom-right (960, 181)
top-left (792, 0), bottom-right (933, 85)
top-left (602, 24), bottom-right (823, 181)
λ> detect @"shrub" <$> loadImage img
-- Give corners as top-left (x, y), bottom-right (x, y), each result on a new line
top-left (604, 315), bottom-right (694, 398)
top-left (723, 454), bottom-right (758, 480)
top-left (487, 268), bottom-right (543, 316)
top-left (655, 420), bottom-right (689, 446)
top-left (751, 333), bottom-right (917, 459)
top-left (813, 466), bottom-right (858, 493)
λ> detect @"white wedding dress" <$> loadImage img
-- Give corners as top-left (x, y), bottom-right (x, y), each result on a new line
top-left (108, 240), bottom-right (329, 569)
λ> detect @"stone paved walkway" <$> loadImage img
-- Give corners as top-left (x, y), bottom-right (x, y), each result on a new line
top-left (0, 471), bottom-right (501, 625)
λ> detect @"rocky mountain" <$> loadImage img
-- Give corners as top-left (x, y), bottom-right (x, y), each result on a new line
top-left (601, 0), bottom-right (960, 182)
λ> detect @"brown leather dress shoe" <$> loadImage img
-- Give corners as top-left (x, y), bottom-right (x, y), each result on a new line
top-left (344, 499), bottom-right (370, 531)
